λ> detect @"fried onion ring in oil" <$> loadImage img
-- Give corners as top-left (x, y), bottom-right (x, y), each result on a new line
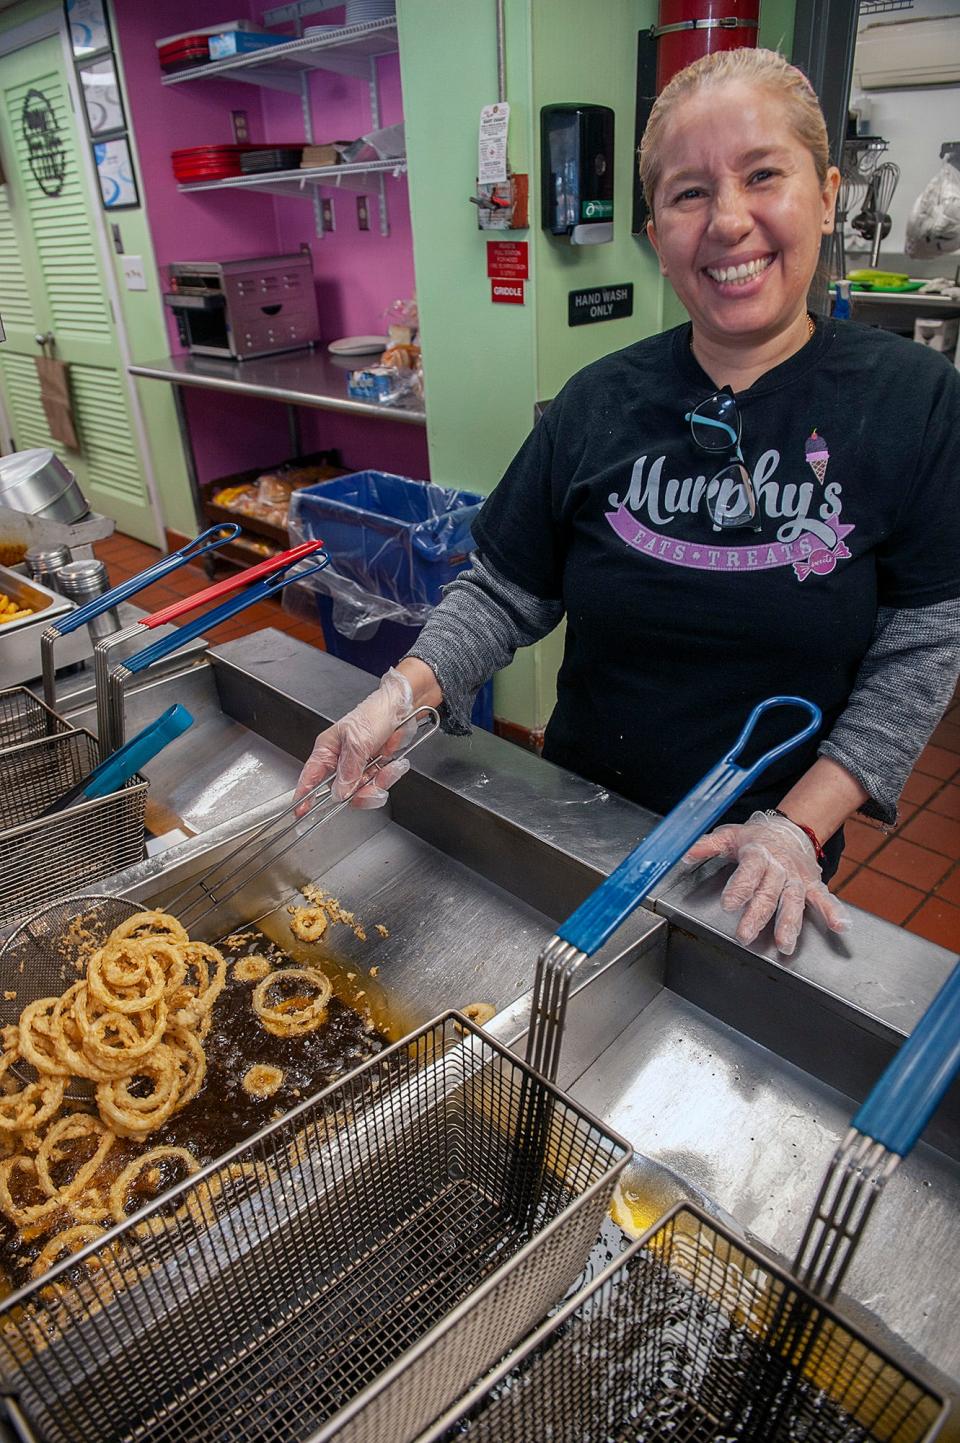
top-left (233, 955), bottom-right (272, 983)
top-left (251, 967), bottom-right (332, 1038)
top-left (31, 1224), bottom-right (107, 1280)
top-left (109, 1147), bottom-right (199, 1224)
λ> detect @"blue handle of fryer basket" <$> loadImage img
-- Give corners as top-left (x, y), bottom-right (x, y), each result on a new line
top-left (50, 524), bottom-right (241, 635)
top-left (122, 554), bottom-right (329, 676)
top-left (38, 704), bottom-right (194, 816)
top-left (557, 696), bottom-right (822, 957)
top-left (853, 958), bottom-right (960, 1157)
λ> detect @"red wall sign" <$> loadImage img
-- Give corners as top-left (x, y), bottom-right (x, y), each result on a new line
top-left (487, 240), bottom-right (528, 279)
top-left (491, 279), bottom-right (525, 304)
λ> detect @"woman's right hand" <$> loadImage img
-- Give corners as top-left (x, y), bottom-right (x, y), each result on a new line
top-left (293, 667), bottom-right (418, 813)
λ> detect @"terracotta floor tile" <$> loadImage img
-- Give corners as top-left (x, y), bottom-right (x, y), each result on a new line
top-left (160, 567), bottom-right (210, 596)
top-left (899, 808), bottom-right (960, 860)
top-left (830, 855), bottom-right (859, 891)
top-left (937, 864), bottom-right (960, 908)
top-left (928, 783), bottom-right (960, 822)
top-left (905, 897), bottom-right (960, 951)
top-left (886, 801), bottom-right (918, 835)
top-left (913, 744), bottom-right (960, 782)
top-left (870, 837), bottom-right (952, 891)
top-left (286, 621), bottom-right (327, 648)
top-left (900, 771), bottom-right (944, 808)
top-left (930, 718), bottom-right (960, 754)
top-left (842, 818), bottom-right (887, 864)
top-left (838, 869), bottom-right (924, 926)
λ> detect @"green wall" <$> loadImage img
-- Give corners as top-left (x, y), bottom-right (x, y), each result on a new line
top-left (400, 0), bottom-right (796, 732)
top-left (0, 0), bottom-right (195, 541)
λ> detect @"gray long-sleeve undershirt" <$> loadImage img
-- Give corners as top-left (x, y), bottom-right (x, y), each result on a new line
top-left (406, 555), bottom-right (960, 824)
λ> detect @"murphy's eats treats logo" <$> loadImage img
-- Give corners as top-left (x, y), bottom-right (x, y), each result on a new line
top-left (605, 429), bottom-right (853, 583)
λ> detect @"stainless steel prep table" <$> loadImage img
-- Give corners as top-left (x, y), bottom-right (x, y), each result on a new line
top-left (128, 350), bottom-right (426, 541)
top-left (25, 628), bottom-right (959, 1415)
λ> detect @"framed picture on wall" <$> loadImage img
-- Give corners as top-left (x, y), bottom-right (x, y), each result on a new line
top-left (78, 56), bottom-right (125, 137)
top-left (93, 136), bottom-right (139, 210)
top-left (65, 0), bottom-right (111, 60)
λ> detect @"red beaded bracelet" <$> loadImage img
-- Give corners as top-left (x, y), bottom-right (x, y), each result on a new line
top-left (772, 808), bottom-right (825, 863)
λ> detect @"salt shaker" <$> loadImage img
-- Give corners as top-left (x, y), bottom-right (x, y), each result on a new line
top-left (24, 544), bottom-right (71, 593)
top-left (56, 559), bottom-right (121, 642)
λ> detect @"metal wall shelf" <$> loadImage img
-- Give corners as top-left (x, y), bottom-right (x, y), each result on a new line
top-left (161, 17), bottom-right (402, 236)
top-left (160, 19), bottom-right (399, 93)
top-left (178, 156), bottom-right (406, 201)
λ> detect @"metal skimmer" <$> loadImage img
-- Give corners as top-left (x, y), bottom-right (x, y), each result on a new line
top-left (0, 707), bottom-right (440, 1016)
top-left (421, 955), bottom-right (960, 1443)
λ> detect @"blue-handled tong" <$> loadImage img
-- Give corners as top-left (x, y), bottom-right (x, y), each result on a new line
top-left (38, 704), bottom-right (194, 818)
top-left (527, 695), bottom-right (822, 1083)
top-left (40, 525), bottom-right (240, 711)
top-left (793, 954), bottom-right (960, 1301)
top-left (103, 552), bottom-right (329, 754)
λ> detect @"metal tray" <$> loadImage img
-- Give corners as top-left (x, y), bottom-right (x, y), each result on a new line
top-left (0, 565), bottom-right (86, 687)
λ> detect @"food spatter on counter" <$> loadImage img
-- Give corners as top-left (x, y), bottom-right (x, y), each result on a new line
top-left (0, 895), bottom-right (390, 1286)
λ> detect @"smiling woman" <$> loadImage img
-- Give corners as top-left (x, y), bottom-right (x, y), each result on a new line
top-left (641, 52), bottom-right (840, 390)
top-left (295, 48), bottom-right (960, 961)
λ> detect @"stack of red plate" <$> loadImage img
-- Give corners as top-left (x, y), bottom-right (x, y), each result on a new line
top-left (172, 145), bottom-right (262, 183)
top-left (158, 35), bottom-right (212, 72)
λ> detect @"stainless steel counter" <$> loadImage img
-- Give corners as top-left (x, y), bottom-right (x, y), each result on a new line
top-left (128, 350), bottom-right (426, 425)
top-left (17, 629), bottom-right (958, 1413)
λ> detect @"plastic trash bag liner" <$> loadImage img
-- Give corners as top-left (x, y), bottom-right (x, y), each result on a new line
top-left (288, 471), bottom-right (482, 639)
top-left (905, 160), bottom-right (960, 258)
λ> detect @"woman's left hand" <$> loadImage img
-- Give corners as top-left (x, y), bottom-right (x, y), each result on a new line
top-left (683, 810), bottom-right (850, 956)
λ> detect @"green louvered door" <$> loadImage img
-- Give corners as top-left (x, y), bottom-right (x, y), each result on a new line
top-left (0, 35), bottom-right (157, 542)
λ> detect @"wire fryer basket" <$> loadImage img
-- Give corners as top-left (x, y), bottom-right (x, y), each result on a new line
top-left (0, 729), bottom-right (147, 928)
top-left (0, 1012), bottom-right (629, 1443)
top-left (0, 687), bottom-right (70, 751)
top-left (422, 1202), bottom-right (946, 1443)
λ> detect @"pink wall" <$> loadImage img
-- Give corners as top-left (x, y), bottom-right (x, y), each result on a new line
top-left (112, 1), bottom-right (428, 499)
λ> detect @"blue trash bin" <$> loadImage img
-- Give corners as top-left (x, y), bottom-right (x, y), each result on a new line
top-left (289, 472), bottom-right (493, 730)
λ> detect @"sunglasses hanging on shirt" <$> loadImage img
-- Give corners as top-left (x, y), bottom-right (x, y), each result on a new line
top-left (685, 388), bottom-right (762, 533)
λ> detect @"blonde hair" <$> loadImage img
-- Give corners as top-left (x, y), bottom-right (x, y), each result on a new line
top-left (639, 48), bottom-right (830, 217)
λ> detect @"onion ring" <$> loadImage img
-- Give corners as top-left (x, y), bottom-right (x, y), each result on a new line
top-left (30, 1225), bottom-right (107, 1280)
top-left (289, 907), bottom-right (328, 943)
top-left (95, 1047), bottom-right (181, 1138)
top-left (88, 950), bottom-right (165, 1015)
top-left (252, 967), bottom-right (332, 1038)
top-left (241, 1064), bottom-right (284, 1099)
top-left (110, 911), bottom-right (188, 946)
top-left (34, 1115), bottom-right (114, 1203)
top-left (233, 955), bottom-right (272, 983)
top-left (108, 1147), bottom-right (198, 1224)
top-left (17, 999), bottom-right (72, 1078)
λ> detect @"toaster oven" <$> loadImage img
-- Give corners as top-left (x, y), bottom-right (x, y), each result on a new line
top-left (164, 253), bottom-right (321, 360)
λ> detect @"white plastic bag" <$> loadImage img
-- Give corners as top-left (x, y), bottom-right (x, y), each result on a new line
top-left (905, 161), bottom-right (960, 258)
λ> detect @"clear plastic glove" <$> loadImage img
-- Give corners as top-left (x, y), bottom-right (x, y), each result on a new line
top-left (683, 810), bottom-right (850, 957)
top-left (293, 667), bottom-right (415, 814)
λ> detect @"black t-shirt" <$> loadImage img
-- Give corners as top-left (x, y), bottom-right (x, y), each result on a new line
top-left (473, 319), bottom-right (960, 820)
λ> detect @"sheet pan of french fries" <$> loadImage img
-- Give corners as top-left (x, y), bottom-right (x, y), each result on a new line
top-left (0, 592), bottom-right (34, 626)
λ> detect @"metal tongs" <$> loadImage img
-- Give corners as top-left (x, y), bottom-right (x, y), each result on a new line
top-left (163, 706), bottom-right (440, 933)
top-left (527, 695), bottom-right (823, 1083)
top-left (97, 542), bottom-right (328, 755)
top-left (40, 524), bottom-right (242, 713)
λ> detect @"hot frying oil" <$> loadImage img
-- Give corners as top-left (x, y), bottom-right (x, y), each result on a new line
top-left (0, 926), bottom-right (388, 1292)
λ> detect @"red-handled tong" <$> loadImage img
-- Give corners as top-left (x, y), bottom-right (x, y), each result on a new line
top-left (92, 540), bottom-right (325, 750)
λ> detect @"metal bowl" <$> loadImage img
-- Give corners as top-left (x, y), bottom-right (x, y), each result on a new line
top-left (0, 449), bottom-right (89, 522)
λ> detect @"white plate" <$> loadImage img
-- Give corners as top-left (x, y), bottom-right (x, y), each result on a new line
top-left (328, 335), bottom-right (388, 356)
